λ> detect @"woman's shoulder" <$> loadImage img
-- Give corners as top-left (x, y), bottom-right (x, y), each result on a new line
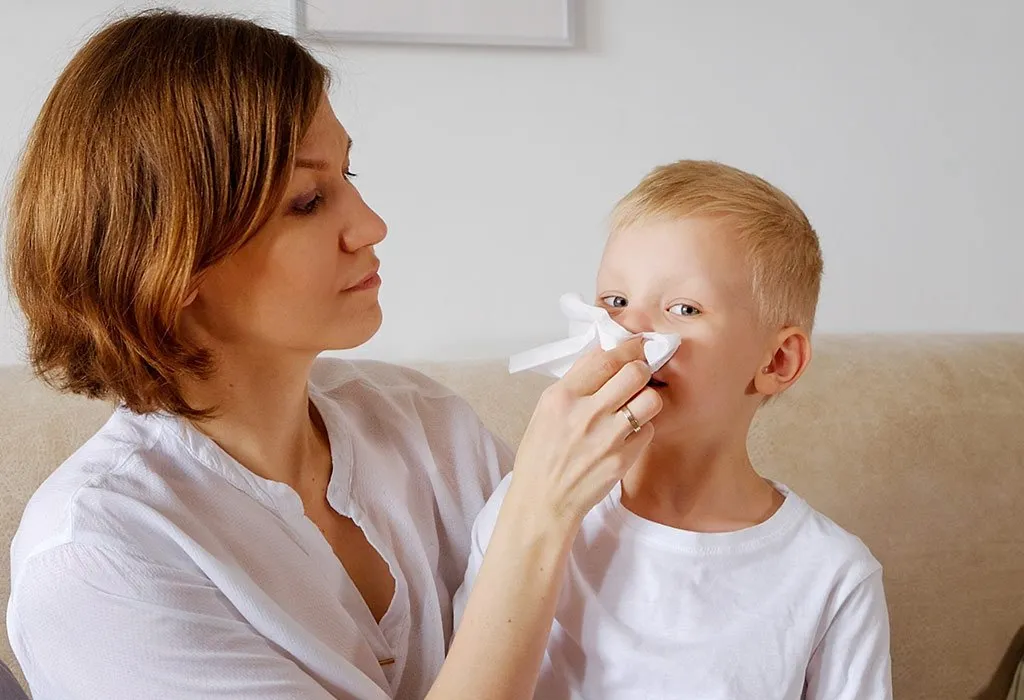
top-left (311, 357), bottom-right (513, 501)
top-left (11, 410), bottom-right (175, 575)
top-left (313, 357), bottom-right (512, 455)
top-left (310, 356), bottom-right (461, 399)
top-left (10, 408), bottom-right (261, 587)
top-left (310, 358), bottom-right (493, 434)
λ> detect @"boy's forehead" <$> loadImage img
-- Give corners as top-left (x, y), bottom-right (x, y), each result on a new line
top-left (598, 218), bottom-right (754, 295)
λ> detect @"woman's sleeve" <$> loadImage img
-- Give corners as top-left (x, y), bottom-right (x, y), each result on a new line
top-left (9, 542), bottom-right (374, 700)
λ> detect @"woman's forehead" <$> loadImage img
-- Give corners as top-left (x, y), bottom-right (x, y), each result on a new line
top-left (299, 98), bottom-right (349, 154)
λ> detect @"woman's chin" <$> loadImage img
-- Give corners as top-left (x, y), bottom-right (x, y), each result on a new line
top-left (327, 306), bottom-right (383, 351)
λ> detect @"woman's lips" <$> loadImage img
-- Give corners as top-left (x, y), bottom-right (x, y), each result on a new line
top-left (345, 265), bottom-right (381, 292)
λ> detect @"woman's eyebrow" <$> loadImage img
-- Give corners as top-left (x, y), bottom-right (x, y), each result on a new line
top-left (296, 158), bottom-right (329, 171)
top-left (295, 139), bottom-right (352, 172)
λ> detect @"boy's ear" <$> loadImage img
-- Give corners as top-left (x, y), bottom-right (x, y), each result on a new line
top-left (754, 327), bottom-right (812, 397)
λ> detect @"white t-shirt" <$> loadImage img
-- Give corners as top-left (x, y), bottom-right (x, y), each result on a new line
top-left (456, 475), bottom-right (892, 700)
top-left (8, 359), bottom-right (511, 700)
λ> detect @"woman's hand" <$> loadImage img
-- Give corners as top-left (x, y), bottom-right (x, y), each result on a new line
top-left (430, 338), bottom-right (661, 700)
top-left (508, 337), bottom-right (663, 527)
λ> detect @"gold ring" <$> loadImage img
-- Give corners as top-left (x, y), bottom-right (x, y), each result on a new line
top-left (620, 405), bottom-right (642, 434)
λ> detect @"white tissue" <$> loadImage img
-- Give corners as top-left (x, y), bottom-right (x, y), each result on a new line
top-left (508, 293), bottom-right (681, 378)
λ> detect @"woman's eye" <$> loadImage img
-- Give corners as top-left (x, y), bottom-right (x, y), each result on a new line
top-left (600, 295), bottom-right (628, 309)
top-left (343, 169), bottom-right (357, 181)
top-left (668, 303), bottom-right (701, 317)
top-left (294, 192), bottom-right (323, 215)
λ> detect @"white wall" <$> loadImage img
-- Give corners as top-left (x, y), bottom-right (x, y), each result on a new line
top-left (1, 0), bottom-right (1021, 366)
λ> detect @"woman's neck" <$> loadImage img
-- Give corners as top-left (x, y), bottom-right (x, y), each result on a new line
top-left (621, 429), bottom-right (782, 533)
top-left (180, 347), bottom-right (328, 490)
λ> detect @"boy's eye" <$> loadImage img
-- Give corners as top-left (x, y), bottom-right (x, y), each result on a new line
top-left (600, 295), bottom-right (628, 309)
top-left (668, 303), bottom-right (701, 317)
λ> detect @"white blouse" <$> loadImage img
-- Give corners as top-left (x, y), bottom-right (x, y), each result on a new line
top-left (8, 359), bottom-right (510, 700)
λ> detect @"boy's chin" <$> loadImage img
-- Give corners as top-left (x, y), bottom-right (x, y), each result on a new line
top-left (647, 392), bottom-right (716, 438)
top-left (648, 407), bottom-right (686, 436)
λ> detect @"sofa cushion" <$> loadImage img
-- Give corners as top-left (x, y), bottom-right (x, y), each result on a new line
top-left (1, 335), bottom-right (1022, 700)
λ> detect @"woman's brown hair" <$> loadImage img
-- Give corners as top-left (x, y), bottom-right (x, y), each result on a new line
top-left (6, 10), bottom-right (329, 417)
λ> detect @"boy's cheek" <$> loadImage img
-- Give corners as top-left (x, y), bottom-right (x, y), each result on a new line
top-left (654, 350), bottom-right (736, 400)
top-left (662, 337), bottom-right (715, 371)
top-left (654, 341), bottom-right (705, 382)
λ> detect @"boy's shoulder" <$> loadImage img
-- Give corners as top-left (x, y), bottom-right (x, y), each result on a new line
top-left (470, 479), bottom-right (883, 590)
top-left (786, 485), bottom-right (882, 583)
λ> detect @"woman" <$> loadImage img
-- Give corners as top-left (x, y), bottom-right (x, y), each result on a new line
top-left (5, 10), bottom-right (661, 700)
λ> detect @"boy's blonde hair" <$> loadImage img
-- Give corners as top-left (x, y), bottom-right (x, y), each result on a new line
top-left (611, 160), bottom-right (823, 332)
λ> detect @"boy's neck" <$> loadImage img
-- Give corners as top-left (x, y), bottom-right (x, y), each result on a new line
top-left (620, 433), bottom-right (784, 533)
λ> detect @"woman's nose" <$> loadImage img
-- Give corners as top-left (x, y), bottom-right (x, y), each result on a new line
top-left (342, 192), bottom-right (388, 252)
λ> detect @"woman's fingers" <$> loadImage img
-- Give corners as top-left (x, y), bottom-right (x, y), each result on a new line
top-left (560, 338), bottom-right (646, 397)
top-left (619, 421), bottom-right (655, 460)
top-left (592, 355), bottom-right (652, 414)
top-left (508, 337), bottom-right (664, 527)
top-left (613, 386), bottom-right (663, 440)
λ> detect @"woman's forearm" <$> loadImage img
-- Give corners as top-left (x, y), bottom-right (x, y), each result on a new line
top-left (427, 342), bottom-right (658, 700)
top-left (426, 482), bottom-right (576, 700)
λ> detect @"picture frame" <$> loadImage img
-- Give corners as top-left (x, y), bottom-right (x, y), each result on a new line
top-left (295, 0), bottom-right (577, 48)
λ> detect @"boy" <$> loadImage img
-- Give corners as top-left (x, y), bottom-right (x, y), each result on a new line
top-left (456, 160), bottom-right (892, 699)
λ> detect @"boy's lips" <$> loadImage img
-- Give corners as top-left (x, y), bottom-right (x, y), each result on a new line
top-left (647, 365), bottom-right (670, 388)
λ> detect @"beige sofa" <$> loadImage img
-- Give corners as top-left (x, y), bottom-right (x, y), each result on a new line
top-left (1, 335), bottom-right (1023, 699)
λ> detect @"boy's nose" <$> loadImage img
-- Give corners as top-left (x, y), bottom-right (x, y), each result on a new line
top-left (614, 308), bottom-right (656, 335)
